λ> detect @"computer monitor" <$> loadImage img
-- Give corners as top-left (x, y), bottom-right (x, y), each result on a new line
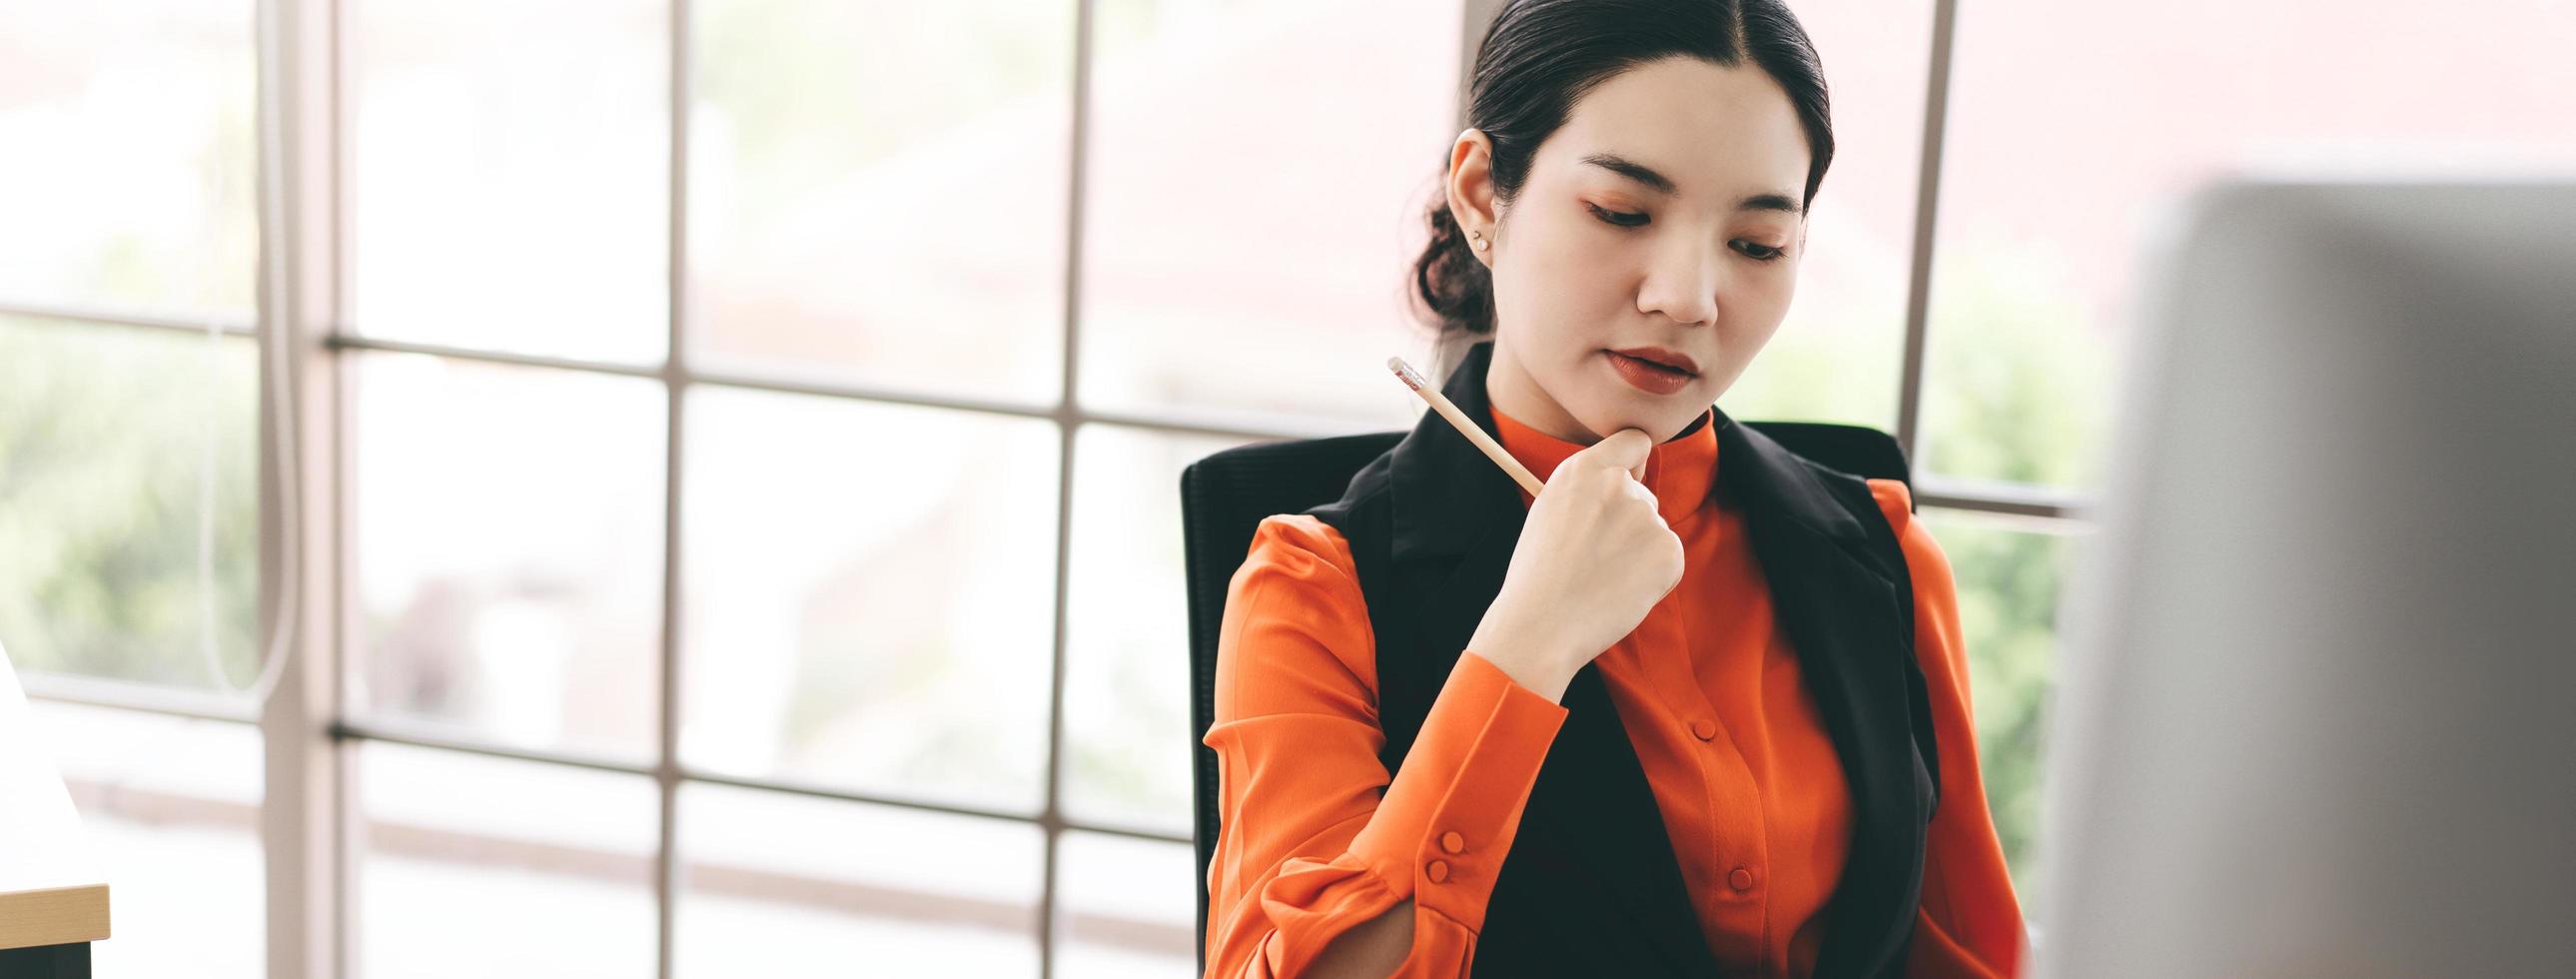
top-left (2035, 178), bottom-right (2576, 977)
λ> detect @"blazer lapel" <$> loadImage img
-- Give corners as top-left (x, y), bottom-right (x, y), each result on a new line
top-left (1378, 341), bottom-right (1724, 974)
top-left (1717, 411), bottom-right (1935, 978)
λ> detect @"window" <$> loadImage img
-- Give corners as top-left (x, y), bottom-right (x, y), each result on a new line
top-left (9, 1), bottom-right (1462, 975)
top-left (1919, 0), bottom-right (2576, 494)
top-left (686, 0), bottom-right (1075, 403)
top-left (347, 0), bottom-right (669, 364)
top-left (0, 6), bottom-right (265, 971)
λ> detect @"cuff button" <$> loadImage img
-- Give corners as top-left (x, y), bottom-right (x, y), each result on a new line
top-left (1426, 859), bottom-right (1451, 883)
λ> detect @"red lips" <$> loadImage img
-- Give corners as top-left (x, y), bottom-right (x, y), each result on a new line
top-left (1607, 346), bottom-right (1699, 376)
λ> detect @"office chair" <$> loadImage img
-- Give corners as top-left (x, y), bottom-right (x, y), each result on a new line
top-left (1178, 417), bottom-right (1912, 973)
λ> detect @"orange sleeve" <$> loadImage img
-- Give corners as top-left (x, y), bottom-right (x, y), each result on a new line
top-left (1202, 513), bottom-right (1571, 978)
top-left (1867, 480), bottom-right (2033, 978)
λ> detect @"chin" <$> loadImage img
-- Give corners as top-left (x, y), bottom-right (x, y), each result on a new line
top-left (1574, 407), bottom-right (1668, 443)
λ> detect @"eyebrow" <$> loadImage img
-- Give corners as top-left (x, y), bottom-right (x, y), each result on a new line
top-left (1579, 152), bottom-right (1804, 215)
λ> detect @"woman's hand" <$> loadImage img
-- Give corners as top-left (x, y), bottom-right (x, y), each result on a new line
top-left (1466, 427), bottom-right (1684, 702)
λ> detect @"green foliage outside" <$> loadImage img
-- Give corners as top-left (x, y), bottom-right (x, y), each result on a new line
top-left (1914, 243), bottom-right (2114, 915)
top-left (0, 315), bottom-right (262, 692)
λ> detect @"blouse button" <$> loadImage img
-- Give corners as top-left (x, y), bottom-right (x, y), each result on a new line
top-left (1427, 860), bottom-right (1451, 883)
top-left (1439, 831), bottom-right (1465, 854)
top-left (1691, 718), bottom-right (1719, 741)
top-left (1729, 866), bottom-right (1755, 892)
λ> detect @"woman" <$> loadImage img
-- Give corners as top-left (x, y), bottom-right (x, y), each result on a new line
top-left (1202, 1), bottom-right (2025, 976)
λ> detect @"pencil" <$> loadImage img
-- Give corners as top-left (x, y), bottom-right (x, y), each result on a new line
top-left (1387, 356), bottom-right (1548, 498)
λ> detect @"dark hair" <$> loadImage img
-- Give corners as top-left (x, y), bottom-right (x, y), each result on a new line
top-left (1410, 0), bottom-right (1835, 347)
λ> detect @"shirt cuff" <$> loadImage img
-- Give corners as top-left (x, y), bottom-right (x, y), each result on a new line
top-left (1345, 650), bottom-right (1569, 932)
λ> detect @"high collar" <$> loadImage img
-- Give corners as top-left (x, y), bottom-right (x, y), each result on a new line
top-left (1382, 338), bottom-right (1868, 568)
top-left (1491, 398), bottom-right (1718, 525)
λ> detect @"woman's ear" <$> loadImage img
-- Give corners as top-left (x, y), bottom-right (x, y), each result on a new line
top-left (1446, 128), bottom-right (1499, 267)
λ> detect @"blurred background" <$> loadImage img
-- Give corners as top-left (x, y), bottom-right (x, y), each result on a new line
top-left (2, 0), bottom-right (2571, 976)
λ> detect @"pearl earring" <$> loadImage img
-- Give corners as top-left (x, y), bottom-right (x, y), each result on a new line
top-left (1470, 229), bottom-right (1489, 251)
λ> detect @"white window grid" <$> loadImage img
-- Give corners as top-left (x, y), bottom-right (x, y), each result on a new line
top-left (5, 0), bottom-right (2086, 976)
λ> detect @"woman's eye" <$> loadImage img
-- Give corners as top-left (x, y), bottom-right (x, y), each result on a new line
top-left (1586, 203), bottom-right (1648, 228)
top-left (1733, 240), bottom-right (1786, 262)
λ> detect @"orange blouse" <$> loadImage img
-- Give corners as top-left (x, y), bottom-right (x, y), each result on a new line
top-left (1201, 402), bottom-right (2028, 977)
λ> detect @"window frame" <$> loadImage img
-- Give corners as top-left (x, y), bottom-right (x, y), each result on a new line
top-left (7, 0), bottom-right (2086, 976)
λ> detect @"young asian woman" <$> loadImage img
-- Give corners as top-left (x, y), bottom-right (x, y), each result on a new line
top-left (1201, 2), bottom-right (2027, 976)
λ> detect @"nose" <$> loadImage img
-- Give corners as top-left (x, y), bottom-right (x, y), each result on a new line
top-left (1635, 236), bottom-right (1722, 328)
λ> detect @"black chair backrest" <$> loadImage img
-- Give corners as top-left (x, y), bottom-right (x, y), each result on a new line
top-left (1177, 420), bottom-right (1911, 972)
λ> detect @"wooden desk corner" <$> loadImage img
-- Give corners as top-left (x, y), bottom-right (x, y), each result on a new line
top-left (0, 643), bottom-right (112, 977)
